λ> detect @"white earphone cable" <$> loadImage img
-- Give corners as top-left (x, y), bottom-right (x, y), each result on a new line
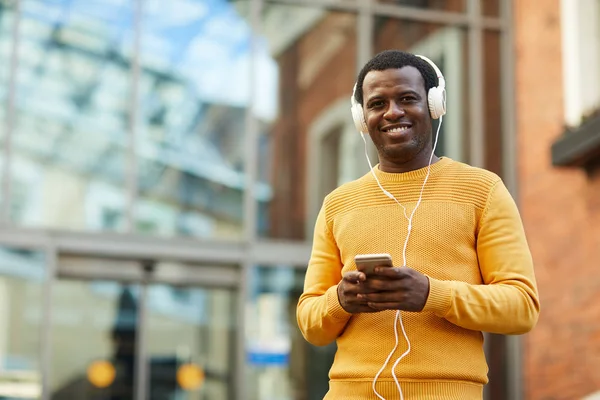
top-left (361, 115), bottom-right (443, 400)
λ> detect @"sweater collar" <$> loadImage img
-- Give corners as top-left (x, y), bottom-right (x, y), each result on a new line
top-left (371, 157), bottom-right (453, 183)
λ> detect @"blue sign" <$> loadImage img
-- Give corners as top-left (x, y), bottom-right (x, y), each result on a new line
top-left (247, 352), bottom-right (289, 366)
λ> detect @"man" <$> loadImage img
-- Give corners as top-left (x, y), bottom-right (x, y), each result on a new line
top-left (296, 50), bottom-right (539, 399)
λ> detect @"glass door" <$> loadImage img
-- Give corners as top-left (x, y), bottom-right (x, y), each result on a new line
top-left (145, 284), bottom-right (235, 400)
top-left (0, 246), bottom-right (45, 400)
top-left (49, 255), bottom-right (239, 400)
top-left (49, 278), bottom-right (140, 400)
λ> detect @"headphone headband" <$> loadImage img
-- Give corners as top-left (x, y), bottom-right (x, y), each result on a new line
top-left (415, 54), bottom-right (445, 90)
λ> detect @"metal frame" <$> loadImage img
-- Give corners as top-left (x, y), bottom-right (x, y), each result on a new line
top-left (499, 0), bottom-right (523, 398)
top-left (1, 0), bottom-right (22, 224)
top-left (0, 0), bottom-right (518, 399)
top-left (236, 262), bottom-right (251, 400)
top-left (501, 0), bottom-right (519, 196)
top-left (126, 0), bottom-right (143, 232)
top-left (243, 0), bottom-right (262, 245)
top-left (134, 276), bottom-right (149, 400)
top-left (0, 227), bottom-right (311, 265)
top-left (467, 0), bottom-right (485, 168)
top-left (39, 243), bottom-right (57, 400)
top-left (357, 0), bottom-right (373, 71)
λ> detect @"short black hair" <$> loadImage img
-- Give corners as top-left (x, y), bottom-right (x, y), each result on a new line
top-left (354, 50), bottom-right (439, 105)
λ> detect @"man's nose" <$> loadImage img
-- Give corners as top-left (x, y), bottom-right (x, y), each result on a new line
top-left (383, 101), bottom-right (405, 119)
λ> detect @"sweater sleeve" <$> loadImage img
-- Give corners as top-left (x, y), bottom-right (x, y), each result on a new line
top-left (422, 180), bottom-right (540, 334)
top-left (296, 201), bottom-right (352, 346)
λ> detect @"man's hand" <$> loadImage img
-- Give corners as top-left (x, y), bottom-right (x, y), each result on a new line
top-left (357, 267), bottom-right (431, 312)
top-left (337, 271), bottom-right (380, 313)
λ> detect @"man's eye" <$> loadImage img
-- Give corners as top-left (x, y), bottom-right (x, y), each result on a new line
top-left (401, 96), bottom-right (417, 102)
top-left (369, 101), bottom-right (384, 108)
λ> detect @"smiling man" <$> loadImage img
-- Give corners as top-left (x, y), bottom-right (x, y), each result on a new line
top-left (296, 50), bottom-right (540, 399)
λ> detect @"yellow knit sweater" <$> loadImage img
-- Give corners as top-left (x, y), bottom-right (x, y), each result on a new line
top-left (297, 157), bottom-right (540, 400)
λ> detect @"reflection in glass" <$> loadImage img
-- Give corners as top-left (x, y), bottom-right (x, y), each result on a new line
top-left (146, 285), bottom-right (236, 400)
top-left (246, 266), bottom-right (335, 400)
top-left (50, 281), bottom-right (140, 400)
top-left (12, 0), bottom-right (134, 231)
top-left (375, 0), bottom-right (465, 13)
top-left (374, 18), bottom-right (469, 164)
top-left (0, 3), bottom-right (15, 209)
top-left (136, 0), bottom-right (255, 239)
top-left (257, 5), bottom-right (358, 240)
top-left (50, 256), bottom-right (238, 400)
top-left (0, 247), bottom-right (45, 400)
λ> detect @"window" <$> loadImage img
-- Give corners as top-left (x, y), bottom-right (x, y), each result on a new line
top-left (561, 0), bottom-right (600, 127)
top-left (256, 4), bottom-right (358, 240)
top-left (552, 0), bottom-right (600, 172)
top-left (305, 99), bottom-right (364, 236)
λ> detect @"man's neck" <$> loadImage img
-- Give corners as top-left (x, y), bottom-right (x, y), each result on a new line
top-left (378, 153), bottom-right (440, 173)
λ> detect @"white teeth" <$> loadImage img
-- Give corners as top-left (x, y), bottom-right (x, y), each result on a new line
top-left (387, 127), bottom-right (409, 133)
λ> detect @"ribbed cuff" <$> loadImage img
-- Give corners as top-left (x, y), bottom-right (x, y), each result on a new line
top-left (422, 277), bottom-right (453, 316)
top-left (326, 285), bottom-right (353, 320)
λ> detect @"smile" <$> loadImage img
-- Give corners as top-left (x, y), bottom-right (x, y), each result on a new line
top-left (381, 123), bottom-right (412, 133)
top-left (381, 123), bottom-right (413, 138)
top-left (385, 126), bottom-right (410, 133)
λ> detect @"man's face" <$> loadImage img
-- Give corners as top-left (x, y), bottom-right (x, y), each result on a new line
top-left (362, 66), bottom-right (433, 168)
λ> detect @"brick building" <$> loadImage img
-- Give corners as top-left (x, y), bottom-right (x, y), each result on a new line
top-left (267, 0), bottom-right (600, 399)
top-left (516, 0), bottom-right (600, 398)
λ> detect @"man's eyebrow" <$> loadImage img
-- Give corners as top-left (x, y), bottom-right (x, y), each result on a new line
top-left (397, 89), bottom-right (421, 97)
top-left (366, 89), bottom-right (421, 103)
top-left (365, 94), bottom-right (383, 103)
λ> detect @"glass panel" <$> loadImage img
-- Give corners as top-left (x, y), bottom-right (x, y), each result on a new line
top-left (146, 285), bottom-right (236, 400)
top-left (0, 247), bottom-right (45, 400)
top-left (483, 30), bottom-right (502, 177)
top-left (0, 3), bottom-right (15, 210)
top-left (374, 18), bottom-right (470, 163)
top-left (257, 4), bottom-right (358, 240)
top-left (482, 0), bottom-right (500, 17)
top-left (135, 0), bottom-right (253, 239)
top-left (375, 0), bottom-right (466, 12)
top-left (246, 266), bottom-right (335, 400)
top-left (12, 0), bottom-right (134, 231)
top-left (50, 280), bottom-right (140, 400)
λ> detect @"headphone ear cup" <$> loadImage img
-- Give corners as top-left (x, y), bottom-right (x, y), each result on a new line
top-left (427, 87), bottom-right (446, 120)
top-left (351, 102), bottom-right (369, 134)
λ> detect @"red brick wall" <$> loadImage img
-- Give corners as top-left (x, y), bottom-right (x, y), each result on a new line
top-left (269, 13), bottom-right (357, 240)
top-left (515, 0), bottom-right (600, 398)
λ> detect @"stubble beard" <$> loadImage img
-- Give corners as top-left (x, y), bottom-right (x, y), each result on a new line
top-left (378, 133), bottom-right (431, 166)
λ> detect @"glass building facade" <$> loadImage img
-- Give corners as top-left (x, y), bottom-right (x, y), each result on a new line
top-left (0, 0), bottom-right (517, 399)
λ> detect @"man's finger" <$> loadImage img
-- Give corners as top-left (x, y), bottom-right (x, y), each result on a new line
top-left (343, 270), bottom-right (366, 282)
top-left (359, 292), bottom-right (404, 303)
top-left (371, 266), bottom-right (407, 279)
top-left (359, 277), bottom-right (404, 292)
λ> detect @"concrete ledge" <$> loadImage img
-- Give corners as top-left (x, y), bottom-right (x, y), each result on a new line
top-left (551, 113), bottom-right (600, 173)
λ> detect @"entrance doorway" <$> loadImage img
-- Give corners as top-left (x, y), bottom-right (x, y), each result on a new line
top-left (48, 255), bottom-right (239, 400)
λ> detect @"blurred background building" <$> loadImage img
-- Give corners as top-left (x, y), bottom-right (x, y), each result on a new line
top-left (0, 0), bottom-right (597, 400)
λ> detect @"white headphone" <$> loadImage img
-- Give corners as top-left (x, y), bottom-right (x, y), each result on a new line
top-left (350, 54), bottom-right (446, 134)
